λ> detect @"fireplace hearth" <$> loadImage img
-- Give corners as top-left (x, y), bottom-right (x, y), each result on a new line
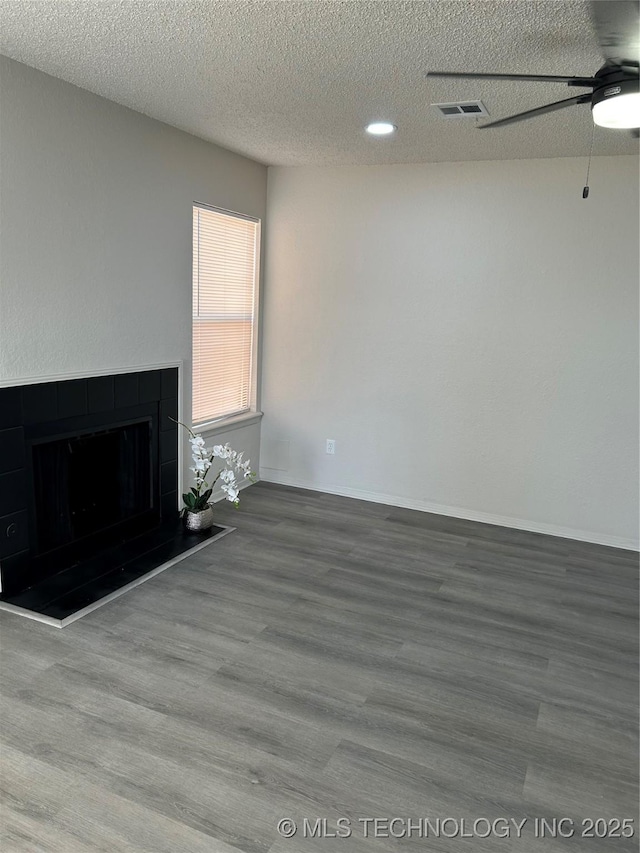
top-left (0, 368), bottom-right (230, 625)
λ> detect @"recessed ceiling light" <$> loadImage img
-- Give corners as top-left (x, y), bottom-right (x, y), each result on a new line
top-left (366, 122), bottom-right (397, 136)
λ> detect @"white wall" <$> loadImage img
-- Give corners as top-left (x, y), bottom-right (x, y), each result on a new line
top-left (0, 57), bottom-right (267, 490)
top-left (262, 157), bottom-right (639, 549)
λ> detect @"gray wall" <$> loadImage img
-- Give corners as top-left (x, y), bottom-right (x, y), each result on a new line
top-left (3, 55), bottom-right (638, 546)
top-left (0, 56), bottom-right (267, 494)
top-left (262, 159), bottom-right (640, 548)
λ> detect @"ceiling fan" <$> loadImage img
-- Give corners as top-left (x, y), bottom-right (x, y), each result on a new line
top-left (427, 0), bottom-right (640, 134)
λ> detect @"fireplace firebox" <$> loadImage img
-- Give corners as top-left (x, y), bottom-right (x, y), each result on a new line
top-left (32, 416), bottom-right (156, 555)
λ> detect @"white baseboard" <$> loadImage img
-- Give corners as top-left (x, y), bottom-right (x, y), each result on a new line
top-left (259, 471), bottom-right (639, 552)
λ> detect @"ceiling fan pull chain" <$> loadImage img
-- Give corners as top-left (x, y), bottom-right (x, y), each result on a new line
top-left (583, 122), bottom-right (596, 199)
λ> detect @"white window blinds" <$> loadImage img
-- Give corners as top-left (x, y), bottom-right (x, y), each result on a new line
top-left (192, 205), bottom-right (259, 425)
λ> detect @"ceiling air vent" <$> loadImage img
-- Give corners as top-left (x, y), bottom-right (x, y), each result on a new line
top-left (432, 100), bottom-right (489, 118)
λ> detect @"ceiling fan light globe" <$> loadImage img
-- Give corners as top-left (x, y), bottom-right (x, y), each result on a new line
top-left (591, 80), bottom-right (640, 129)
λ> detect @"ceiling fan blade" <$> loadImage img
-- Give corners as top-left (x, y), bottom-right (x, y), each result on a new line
top-left (591, 1), bottom-right (640, 61)
top-left (427, 71), bottom-right (598, 86)
top-left (477, 94), bottom-right (592, 129)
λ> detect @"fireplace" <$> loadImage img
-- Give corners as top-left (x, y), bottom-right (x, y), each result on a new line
top-left (0, 368), bottom-right (185, 605)
top-left (0, 366), bottom-right (230, 625)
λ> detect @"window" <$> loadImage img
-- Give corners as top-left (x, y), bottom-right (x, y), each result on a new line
top-left (192, 204), bottom-right (260, 425)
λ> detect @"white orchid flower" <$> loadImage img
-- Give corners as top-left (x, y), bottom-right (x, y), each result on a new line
top-left (175, 420), bottom-right (254, 511)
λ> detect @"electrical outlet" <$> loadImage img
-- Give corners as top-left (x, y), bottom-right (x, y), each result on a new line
top-left (326, 439), bottom-right (336, 455)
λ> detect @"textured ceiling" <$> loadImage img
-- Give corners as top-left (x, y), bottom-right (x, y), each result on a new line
top-left (0, 0), bottom-right (638, 165)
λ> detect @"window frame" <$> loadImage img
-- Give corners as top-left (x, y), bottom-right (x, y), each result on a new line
top-left (191, 201), bottom-right (262, 432)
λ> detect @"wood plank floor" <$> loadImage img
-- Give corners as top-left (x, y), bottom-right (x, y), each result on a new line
top-left (1, 482), bottom-right (638, 852)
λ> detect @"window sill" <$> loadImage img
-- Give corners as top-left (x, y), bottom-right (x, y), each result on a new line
top-left (196, 410), bottom-right (263, 437)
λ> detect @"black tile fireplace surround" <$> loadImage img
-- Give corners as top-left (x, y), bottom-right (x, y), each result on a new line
top-left (0, 368), bottom-right (208, 618)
